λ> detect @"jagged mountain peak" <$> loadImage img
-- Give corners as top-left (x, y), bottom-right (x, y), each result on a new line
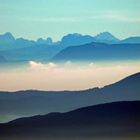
top-left (0, 32), bottom-right (15, 41)
top-left (95, 32), bottom-right (119, 43)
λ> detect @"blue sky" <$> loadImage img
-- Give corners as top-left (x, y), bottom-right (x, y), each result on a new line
top-left (0, 0), bottom-right (140, 40)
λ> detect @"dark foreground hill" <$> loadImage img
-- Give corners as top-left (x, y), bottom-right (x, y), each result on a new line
top-left (0, 72), bottom-right (140, 123)
top-left (0, 101), bottom-right (140, 140)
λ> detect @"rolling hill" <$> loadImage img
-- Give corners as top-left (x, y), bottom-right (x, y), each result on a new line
top-left (0, 101), bottom-right (140, 140)
top-left (0, 72), bottom-right (140, 123)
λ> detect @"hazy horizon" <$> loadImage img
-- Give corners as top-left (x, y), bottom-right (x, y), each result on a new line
top-left (0, 61), bottom-right (139, 91)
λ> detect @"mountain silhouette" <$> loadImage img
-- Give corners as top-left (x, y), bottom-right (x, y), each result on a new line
top-left (59, 32), bottom-right (121, 47)
top-left (0, 32), bottom-right (140, 62)
top-left (60, 33), bottom-right (95, 47)
top-left (94, 32), bottom-right (120, 43)
top-left (37, 37), bottom-right (53, 45)
top-left (121, 37), bottom-right (140, 44)
top-left (0, 33), bottom-right (60, 61)
top-left (0, 32), bottom-right (35, 51)
top-left (0, 32), bottom-right (15, 42)
top-left (0, 32), bottom-right (140, 51)
top-left (0, 101), bottom-right (140, 140)
top-left (0, 72), bottom-right (140, 123)
top-left (1, 44), bottom-right (61, 61)
top-left (52, 42), bottom-right (140, 62)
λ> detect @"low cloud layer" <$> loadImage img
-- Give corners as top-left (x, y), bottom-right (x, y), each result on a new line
top-left (0, 61), bottom-right (140, 91)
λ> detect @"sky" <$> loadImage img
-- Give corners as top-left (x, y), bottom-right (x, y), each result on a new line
top-left (0, 0), bottom-right (140, 41)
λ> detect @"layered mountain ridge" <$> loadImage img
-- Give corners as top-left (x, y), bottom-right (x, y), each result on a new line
top-left (0, 32), bottom-right (140, 62)
top-left (0, 72), bottom-right (139, 123)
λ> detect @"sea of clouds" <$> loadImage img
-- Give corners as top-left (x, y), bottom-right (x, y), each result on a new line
top-left (0, 61), bottom-right (139, 91)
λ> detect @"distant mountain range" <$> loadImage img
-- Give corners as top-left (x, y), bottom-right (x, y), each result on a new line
top-left (94, 32), bottom-right (120, 43)
top-left (1, 44), bottom-right (61, 61)
top-left (0, 101), bottom-right (140, 140)
top-left (52, 42), bottom-right (140, 61)
top-left (0, 72), bottom-right (140, 123)
top-left (0, 32), bottom-right (35, 50)
top-left (121, 37), bottom-right (140, 44)
top-left (0, 32), bottom-right (140, 62)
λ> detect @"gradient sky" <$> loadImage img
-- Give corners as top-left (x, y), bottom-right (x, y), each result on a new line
top-left (0, 0), bottom-right (140, 40)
